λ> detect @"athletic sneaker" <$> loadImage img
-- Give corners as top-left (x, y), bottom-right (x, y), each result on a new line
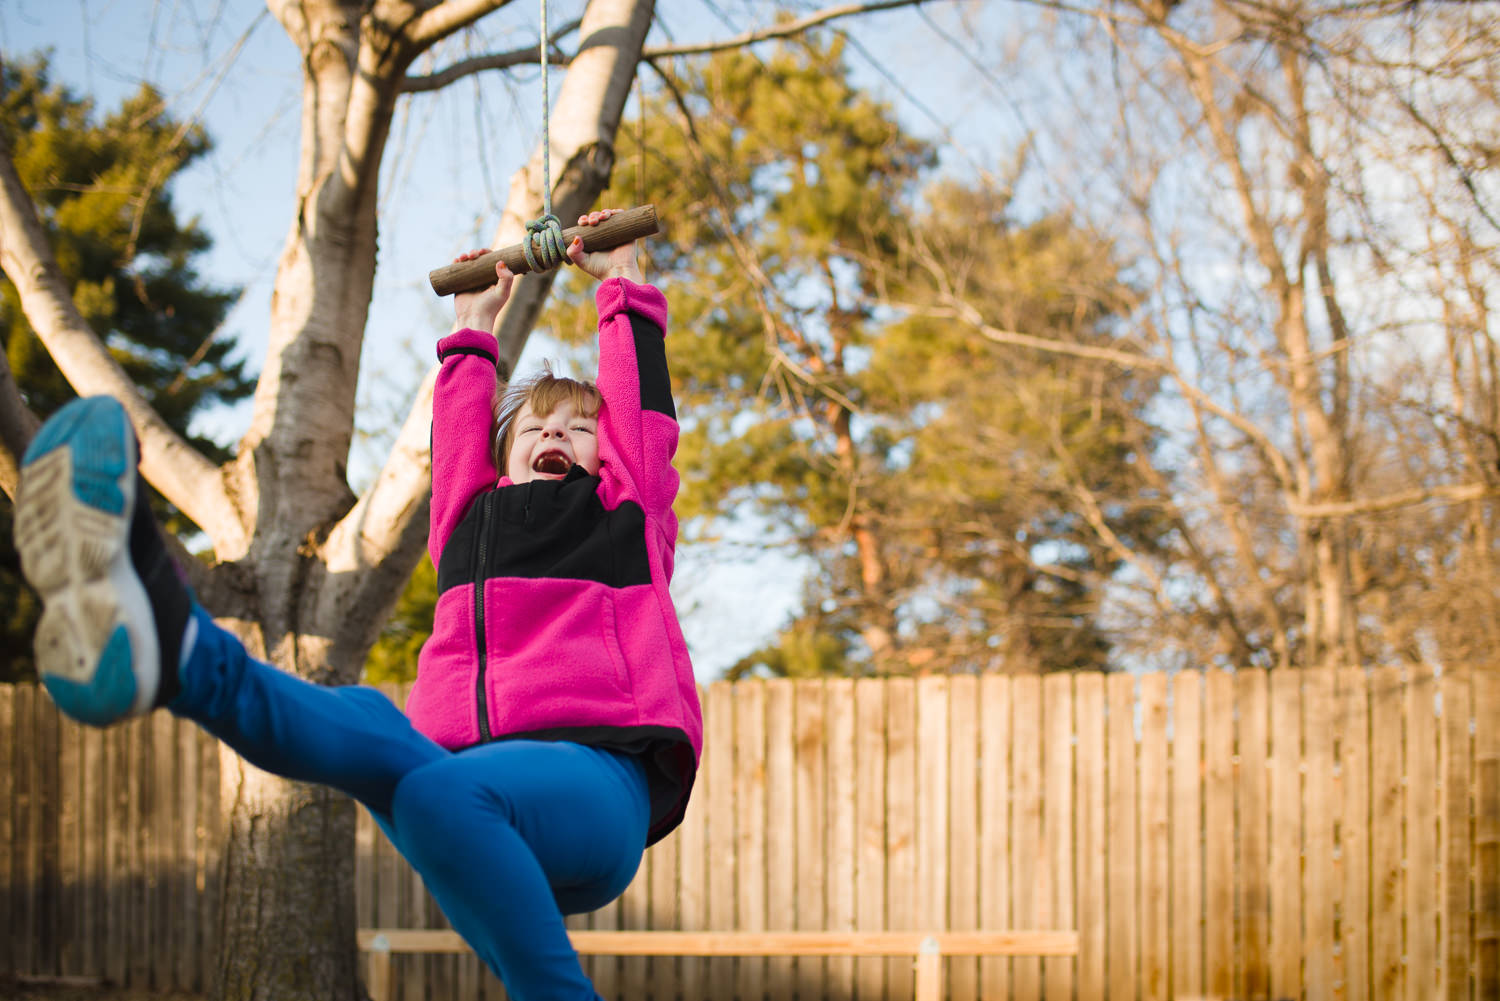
top-left (15, 396), bottom-right (190, 725)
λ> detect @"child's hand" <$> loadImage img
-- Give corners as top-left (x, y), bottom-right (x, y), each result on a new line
top-left (451, 251), bottom-right (514, 334)
top-left (566, 209), bottom-right (644, 284)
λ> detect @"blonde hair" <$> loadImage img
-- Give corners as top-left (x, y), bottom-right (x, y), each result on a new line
top-left (492, 364), bottom-right (603, 472)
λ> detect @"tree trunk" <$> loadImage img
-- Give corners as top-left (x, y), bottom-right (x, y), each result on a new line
top-left (216, 766), bottom-right (362, 1001)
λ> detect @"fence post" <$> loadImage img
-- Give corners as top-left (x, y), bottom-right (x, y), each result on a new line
top-left (914, 936), bottom-right (942, 1001)
top-left (367, 932), bottom-right (391, 1001)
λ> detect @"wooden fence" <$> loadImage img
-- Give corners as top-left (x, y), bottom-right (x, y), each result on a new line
top-left (3, 669), bottom-right (1497, 1001)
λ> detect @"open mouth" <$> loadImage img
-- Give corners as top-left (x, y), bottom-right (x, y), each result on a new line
top-left (532, 451), bottom-right (571, 475)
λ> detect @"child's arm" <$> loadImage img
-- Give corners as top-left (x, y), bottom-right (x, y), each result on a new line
top-left (567, 213), bottom-right (680, 528)
top-left (429, 255), bottom-right (515, 566)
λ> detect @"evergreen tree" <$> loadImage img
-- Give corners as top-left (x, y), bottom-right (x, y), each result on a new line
top-left (0, 55), bottom-right (252, 681)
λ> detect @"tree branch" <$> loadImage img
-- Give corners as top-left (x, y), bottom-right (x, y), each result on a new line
top-left (641, 0), bottom-right (941, 59)
top-left (406, 0), bottom-right (517, 51)
top-left (402, 21), bottom-right (581, 93)
top-left (1287, 482), bottom-right (1500, 519)
top-left (0, 132), bottom-right (250, 556)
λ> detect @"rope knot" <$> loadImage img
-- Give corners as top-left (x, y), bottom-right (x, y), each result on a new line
top-left (523, 213), bottom-right (568, 273)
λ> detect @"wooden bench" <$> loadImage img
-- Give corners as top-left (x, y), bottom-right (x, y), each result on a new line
top-left (357, 928), bottom-right (1080, 1001)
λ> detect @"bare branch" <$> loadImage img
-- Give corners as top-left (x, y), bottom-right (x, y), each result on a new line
top-left (641, 0), bottom-right (947, 59)
top-left (403, 19), bottom-right (582, 93)
top-left (1288, 482), bottom-right (1500, 520)
top-left (402, 36), bottom-right (575, 92)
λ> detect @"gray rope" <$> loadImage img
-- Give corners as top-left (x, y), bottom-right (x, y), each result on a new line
top-left (524, 0), bottom-right (567, 272)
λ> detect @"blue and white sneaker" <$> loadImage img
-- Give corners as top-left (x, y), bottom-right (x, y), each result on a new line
top-left (15, 396), bottom-right (190, 725)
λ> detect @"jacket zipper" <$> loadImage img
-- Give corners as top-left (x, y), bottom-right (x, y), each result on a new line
top-left (473, 492), bottom-right (493, 741)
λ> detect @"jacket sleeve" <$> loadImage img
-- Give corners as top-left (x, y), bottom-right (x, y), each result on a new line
top-left (429, 328), bottom-right (501, 568)
top-left (594, 278), bottom-right (680, 538)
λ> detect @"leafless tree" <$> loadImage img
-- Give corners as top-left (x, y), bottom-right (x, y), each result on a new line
top-left (886, 0), bottom-right (1499, 671)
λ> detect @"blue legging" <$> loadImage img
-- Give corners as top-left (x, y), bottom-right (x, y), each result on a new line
top-left (168, 605), bottom-right (649, 1001)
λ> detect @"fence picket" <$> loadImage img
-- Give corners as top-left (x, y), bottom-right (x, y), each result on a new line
top-left (916, 676), bottom-right (949, 993)
top-left (81, 722), bottom-right (107, 980)
top-left (37, 691), bottom-right (59, 978)
top-left (1043, 673), bottom-right (1073, 999)
top-left (766, 679), bottom-right (796, 996)
top-left (58, 713), bottom-right (81, 977)
top-left (1074, 672), bottom-right (1105, 1001)
top-left (1371, 665), bottom-right (1405, 1001)
top-left (1305, 669), bottom-right (1336, 999)
top-left (947, 675), bottom-right (979, 1001)
top-left (1338, 667), bottom-right (1371, 1001)
top-left (795, 680), bottom-right (828, 1000)
top-left (1138, 672), bottom-right (1168, 1001)
top-left (1269, 669), bottom-right (1301, 1000)
top-left (884, 678), bottom-right (917, 1001)
top-left (1475, 670), bottom-right (1499, 998)
top-left (978, 674), bottom-right (1012, 1001)
top-left (1237, 668), bottom-right (1270, 1000)
top-left (855, 679), bottom-right (887, 1001)
top-left (736, 682), bottom-right (768, 1001)
top-left (705, 682), bottom-right (735, 1001)
top-left (1407, 666), bottom-right (1440, 1001)
top-left (0, 685), bottom-right (13, 976)
top-left (1010, 675), bottom-right (1042, 1001)
top-left (1442, 667), bottom-right (1473, 1001)
top-left (648, 810), bottom-right (678, 1001)
top-left (1203, 669), bottom-right (1234, 999)
top-left (825, 679), bottom-right (857, 1001)
top-left (1105, 671), bottom-right (1137, 1001)
top-left (15, 685), bottom-right (40, 978)
top-left (676, 688), bottom-right (710, 999)
top-left (1170, 670), bottom-right (1202, 999)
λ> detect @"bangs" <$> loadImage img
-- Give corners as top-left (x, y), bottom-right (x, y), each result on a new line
top-left (492, 368), bottom-right (601, 471)
top-left (526, 378), bottom-right (601, 422)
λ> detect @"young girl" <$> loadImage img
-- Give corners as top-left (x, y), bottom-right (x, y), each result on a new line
top-left (14, 209), bottom-right (702, 1001)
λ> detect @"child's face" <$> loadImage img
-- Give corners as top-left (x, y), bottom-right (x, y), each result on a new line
top-left (505, 399), bottom-right (600, 484)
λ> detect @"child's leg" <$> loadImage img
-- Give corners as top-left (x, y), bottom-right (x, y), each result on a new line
top-left (171, 605), bottom-right (446, 815)
top-left (15, 395), bottom-right (445, 815)
top-left (388, 740), bottom-right (651, 1001)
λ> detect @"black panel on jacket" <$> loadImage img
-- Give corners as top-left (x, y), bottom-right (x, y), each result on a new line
top-left (437, 466), bottom-right (652, 592)
top-left (630, 314), bottom-right (676, 419)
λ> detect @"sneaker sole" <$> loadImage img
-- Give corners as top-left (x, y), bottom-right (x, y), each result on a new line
top-left (16, 397), bottom-right (160, 725)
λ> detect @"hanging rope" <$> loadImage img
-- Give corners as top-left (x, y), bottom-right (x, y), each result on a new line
top-left (523, 0), bottom-right (568, 272)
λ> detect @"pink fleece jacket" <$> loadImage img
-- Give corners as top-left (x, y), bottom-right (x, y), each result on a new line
top-left (406, 278), bottom-right (702, 842)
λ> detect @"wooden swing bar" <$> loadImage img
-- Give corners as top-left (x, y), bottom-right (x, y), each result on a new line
top-left (428, 203), bottom-right (659, 296)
